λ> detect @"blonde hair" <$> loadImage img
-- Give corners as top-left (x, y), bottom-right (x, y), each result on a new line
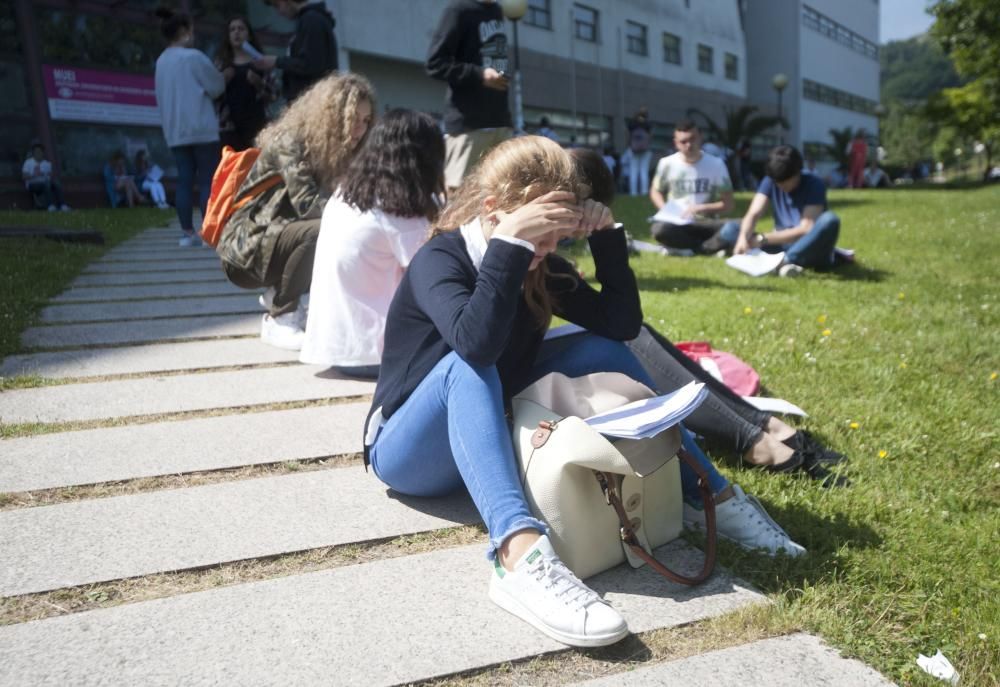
top-left (255, 72), bottom-right (375, 191)
top-left (434, 136), bottom-right (586, 328)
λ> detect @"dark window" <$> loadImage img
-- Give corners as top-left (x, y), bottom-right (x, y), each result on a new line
top-left (802, 78), bottom-right (877, 115)
top-left (573, 4), bottom-right (598, 42)
top-left (802, 5), bottom-right (878, 60)
top-left (697, 44), bottom-right (713, 74)
top-left (626, 21), bottom-right (647, 56)
top-left (525, 0), bottom-right (552, 30)
top-left (662, 32), bottom-right (681, 65)
top-left (724, 52), bottom-right (738, 80)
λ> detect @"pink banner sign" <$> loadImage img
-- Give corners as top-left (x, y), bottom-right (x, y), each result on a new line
top-left (43, 65), bottom-right (161, 127)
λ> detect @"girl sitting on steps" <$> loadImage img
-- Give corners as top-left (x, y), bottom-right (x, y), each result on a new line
top-left (365, 136), bottom-right (804, 648)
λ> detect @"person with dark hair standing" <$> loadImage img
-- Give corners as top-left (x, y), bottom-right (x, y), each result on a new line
top-left (426, 0), bottom-right (512, 191)
top-left (624, 106), bottom-right (653, 196)
top-left (714, 145), bottom-right (842, 274)
top-left (300, 109), bottom-right (446, 376)
top-left (215, 16), bottom-right (277, 151)
top-left (648, 119), bottom-right (734, 255)
top-left (154, 7), bottom-right (225, 246)
top-left (253, 0), bottom-right (338, 104)
top-left (848, 130), bottom-right (868, 189)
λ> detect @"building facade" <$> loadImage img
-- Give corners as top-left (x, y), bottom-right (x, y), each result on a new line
top-left (2, 0), bottom-right (878, 206)
top-left (744, 0), bottom-right (881, 166)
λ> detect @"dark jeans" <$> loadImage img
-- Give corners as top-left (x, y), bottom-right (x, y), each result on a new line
top-left (539, 324), bottom-right (771, 458)
top-left (719, 211), bottom-right (841, 269)
top-left (223, 218), bottom-right (320, 316)
top-left (651, 219), bottom-right (726, 252)
top-left (171, 142), bottom-right (220, 233)
top-left (27, 180), bottom-right (65, 209)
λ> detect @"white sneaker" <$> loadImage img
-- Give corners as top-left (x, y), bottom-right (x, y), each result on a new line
top-left (47, 204), bottom-right (57, 212)
top-left (258, 287), bottom-right (276, 311)
top-left (60, 204), bottom-right (71, 212)
top-left (178, 234), bottom-right (194, 247)
top-left (260, 312), bottom-right (304, 350)
top-left (488, 534), bottom-right (629, 648)
top-left (684, 485), bottom-right (806, 557)
top-left (778, 263), bottom-right (804, 278)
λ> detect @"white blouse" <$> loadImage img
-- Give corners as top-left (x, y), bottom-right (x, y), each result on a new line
top-left (300, 197), bottom-right (429, 367)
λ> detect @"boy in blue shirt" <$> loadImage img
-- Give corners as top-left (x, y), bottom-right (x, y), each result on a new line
top-left (713, 145), bottom-right (841, 274)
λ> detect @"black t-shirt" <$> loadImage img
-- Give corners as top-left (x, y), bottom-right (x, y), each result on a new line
top-left (426, 0), bottom-right (512, 134)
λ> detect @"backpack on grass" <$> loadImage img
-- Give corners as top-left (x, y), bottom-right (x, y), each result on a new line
top-left (200, 146), bottom-right (282, 247)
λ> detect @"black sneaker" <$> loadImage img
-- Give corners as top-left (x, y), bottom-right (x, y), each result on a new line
top-left (699, 233), bottom-right (731, 256)
top-left (783, 431), bottom-right (847, 465)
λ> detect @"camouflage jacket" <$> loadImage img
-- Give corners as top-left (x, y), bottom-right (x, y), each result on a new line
top-left (216, 130), bottom-right (328, 281)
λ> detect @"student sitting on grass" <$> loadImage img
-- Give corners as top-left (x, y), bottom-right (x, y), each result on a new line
top-left (299, 109), bottom-right (445, 377)
top-left (365, 136), bottom-right (804, 649)
top-left (711, 145), bottom-right (842, 276)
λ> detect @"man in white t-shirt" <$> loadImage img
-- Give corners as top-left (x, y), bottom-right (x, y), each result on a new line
top-left (648, 120), bottom-right (732, 254)
top-left (22, 143), bottom-right (70, 211)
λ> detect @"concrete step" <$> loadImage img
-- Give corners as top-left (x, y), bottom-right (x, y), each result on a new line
top-left (0, 403), bottom-right (366, 493)
top-left (82, 260), bottom-right (223, 274)
top-left (70, 269), bottom-right (225, 287)
top-left (0, 365), bottom-right (373, 425)
top-left (569, 633), bottom-right (893, 686)
top-left (97, 250), bottom-right (220, 263)
top-left (20, 313), bottom-right (260, 349)
top-left (1, 337), bottom-right (296, 379)
top-left (38, 295), bottom-right (261, 324)
top-left (0, 465), bottom-right (479, 596)
top-left (51, 281), bottom-right (249, 303)
top-left (0, 541), bottom-right (762, 685)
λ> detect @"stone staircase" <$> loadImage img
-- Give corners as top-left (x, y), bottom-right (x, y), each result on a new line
top-left (0, 224), bottom-right (894, 685)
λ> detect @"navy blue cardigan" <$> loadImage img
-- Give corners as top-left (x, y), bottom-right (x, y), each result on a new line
top-left (365, 227), bottom-right (643, 462)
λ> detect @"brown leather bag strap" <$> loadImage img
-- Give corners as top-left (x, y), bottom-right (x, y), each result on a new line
top-left (595, 447), bottom-right (717, 585)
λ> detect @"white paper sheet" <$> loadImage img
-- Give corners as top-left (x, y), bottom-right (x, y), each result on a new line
top-left (741, 396), bottom-right (809, 417)
top-left (648, 199), bottom-right (693, 225)
top-left (725, 249), bottom-right (786, 276)
top-left (585, 382), bottom-right (707, 439)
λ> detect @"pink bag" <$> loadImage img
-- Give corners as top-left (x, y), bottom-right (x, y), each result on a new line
top-left (675, 342), bottom-right (760, 397)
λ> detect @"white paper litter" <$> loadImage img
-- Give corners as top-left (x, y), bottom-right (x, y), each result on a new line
top-left (584, 382), bottom-right (707, 439)
top-left (917, 650), bottom-right (960, 685)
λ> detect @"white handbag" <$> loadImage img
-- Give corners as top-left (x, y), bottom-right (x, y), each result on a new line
top-left (512, 371), bottom-right (717, 583)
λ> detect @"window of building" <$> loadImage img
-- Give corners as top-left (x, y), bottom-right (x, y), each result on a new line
top-left (697, 44), bottom-right (713, 74)
top-left (626, 21), bottom-right (647, 56)
top-left (662, 32), bottom-right (681, 65)
top-left (525, 0), bottom-right (552, 29)
top-left (802, 78), bottom-right (877, 115)
top-left (801, 5), bottom-right (878, 60)
top-left (724, 52), bottom-right (738, 80)
top-left (573, 4), bottom-right (598, 42)
top-left (524, 107), bottom-right (612, 148)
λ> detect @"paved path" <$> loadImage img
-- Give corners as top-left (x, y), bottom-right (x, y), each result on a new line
top-left (0, 224), bottom-right (893, 685)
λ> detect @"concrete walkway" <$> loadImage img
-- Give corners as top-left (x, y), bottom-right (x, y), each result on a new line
top-left (0, 224), bottom-right (894, 685)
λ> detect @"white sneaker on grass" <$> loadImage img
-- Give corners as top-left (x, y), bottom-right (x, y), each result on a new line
top-left (260, 312), bottom-right (305, 350)
top-left (778, 263), bottom-right (804, 278)
top-left (488, 534), bottom-right (629, 648)
top-left (684, 485), bottom-right (806, 557)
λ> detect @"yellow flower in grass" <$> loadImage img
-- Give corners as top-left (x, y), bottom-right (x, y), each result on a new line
top-left (743, 307), bottom-right (753, 315)
top-left (822, 329), bottom-right (832, 337)
top-left (899, 361), bottom-right (908, 369)
top-left (897, 292), bottom-right (905, 300)
top-left (817, 314), bottom-right (827, 325)
top-left (878, 450), bottom-right (888, 459)
top-left (991, 372), bottom-right (998, 381)
top-left (849, 422), bottom-right (860, 430)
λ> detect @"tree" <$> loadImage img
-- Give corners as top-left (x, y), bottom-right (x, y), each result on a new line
top-left (927, 80), bottom-right (999, 179)
top-left (930, 0), bottom-right (1000, 107)
top-left (881, 102), bottom-right (935, 169)
top-left (685, 105), bottom-right (787, 152)
top-left (823, 127), bottom-right (854, 169)
top-left (880, 35), bottom-right (964, 104)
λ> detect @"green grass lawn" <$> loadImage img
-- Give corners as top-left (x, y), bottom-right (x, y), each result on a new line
top-left (0, 190), bottom-right (996, 684)
top-left (0, 208), bottom-right (175, 363)
top-left (591, 186), bottom-right (998, 685)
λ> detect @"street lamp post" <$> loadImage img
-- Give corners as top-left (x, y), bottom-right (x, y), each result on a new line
top-left (500, 0), bottom-right (527, 134)
top-left (771, 73), bottom-right (789, 144)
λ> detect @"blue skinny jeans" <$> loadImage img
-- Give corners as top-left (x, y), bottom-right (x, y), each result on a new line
top-left (370, 335), bottom-right (729, 558)
top-left (719, 210), bottom-right (841, 269)
top-left (171, 142), bottom-right (220, 234)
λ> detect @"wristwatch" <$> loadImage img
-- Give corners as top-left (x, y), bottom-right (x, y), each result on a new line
top-left (753, 232), bottom-right (766, 247)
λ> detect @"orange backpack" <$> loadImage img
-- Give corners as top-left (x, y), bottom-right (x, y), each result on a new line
top-left (200, 146), bottom-right (282, 247)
